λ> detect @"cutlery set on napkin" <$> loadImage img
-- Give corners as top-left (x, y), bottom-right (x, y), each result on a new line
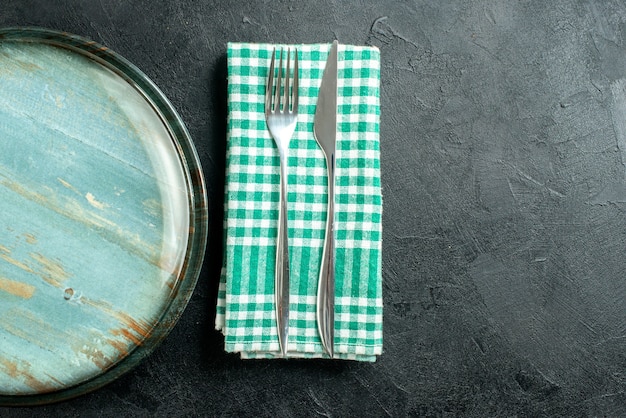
top-left (215, 41), bottom-right (383, 361)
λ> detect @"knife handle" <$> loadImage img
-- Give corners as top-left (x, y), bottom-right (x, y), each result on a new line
top-left (317, 152), bottom-right (335, 358)
top-left (275, 157), bottom-right (290, 357)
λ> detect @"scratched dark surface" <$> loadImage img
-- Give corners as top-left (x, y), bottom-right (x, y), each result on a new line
top-left (1, 0), bottom-right (626, 416)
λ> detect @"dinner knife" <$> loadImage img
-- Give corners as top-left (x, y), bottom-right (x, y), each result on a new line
top-left (313, 40), bottom-right (338, 358)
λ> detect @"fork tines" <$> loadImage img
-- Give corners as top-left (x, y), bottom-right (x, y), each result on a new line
top-left (266, 48), bottom-right (299, 114)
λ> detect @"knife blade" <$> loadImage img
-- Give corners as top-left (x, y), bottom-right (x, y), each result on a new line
top-left (313, 40), bottom-right (338, 358)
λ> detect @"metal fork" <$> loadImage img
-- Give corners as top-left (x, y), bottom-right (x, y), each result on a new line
top-left (265, 47), bottom-right (299, 357)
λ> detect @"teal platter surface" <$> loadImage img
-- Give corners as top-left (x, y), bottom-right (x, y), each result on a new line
top-left (0, 28), bottom-right (208, 405)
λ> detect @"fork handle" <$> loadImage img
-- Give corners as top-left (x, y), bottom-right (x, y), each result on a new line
top-left (275, 157), bottom-right (290, 357)
top-left (317, 152), bottom-right (335, 358)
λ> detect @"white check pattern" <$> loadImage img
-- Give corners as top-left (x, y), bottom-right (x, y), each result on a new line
top-left (216, 43), bottom-right (382, 361)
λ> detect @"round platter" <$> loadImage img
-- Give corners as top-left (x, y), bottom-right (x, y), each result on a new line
top-left (0, 28), bottom-right (208, 405)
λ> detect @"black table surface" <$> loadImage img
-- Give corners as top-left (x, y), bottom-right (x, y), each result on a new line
top-left (1, 1), bottom-right (626, 416)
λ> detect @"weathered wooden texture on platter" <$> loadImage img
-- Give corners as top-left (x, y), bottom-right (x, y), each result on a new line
top-left (0, 41), bottom-right (189, 395)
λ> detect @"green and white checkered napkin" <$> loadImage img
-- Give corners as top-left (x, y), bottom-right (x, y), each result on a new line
top-left (215, 42), bottom-right (382, 361)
